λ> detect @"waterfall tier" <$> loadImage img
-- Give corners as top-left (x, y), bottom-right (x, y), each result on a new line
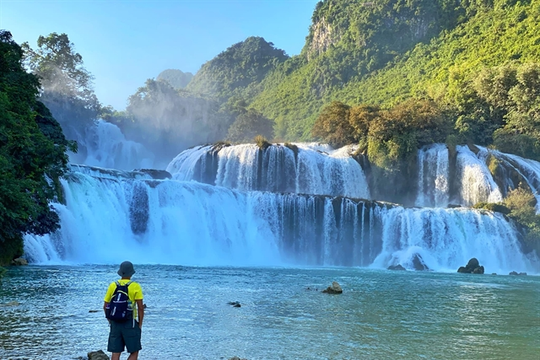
top-left (24, 166), bottom-right (534, 273)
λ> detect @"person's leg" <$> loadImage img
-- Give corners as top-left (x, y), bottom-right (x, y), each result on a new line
top-left (127, 350), bottom-right (139, 360)
top-left (108, 322), bottom-right (125, 359)
top-left (124, 321), bottom-right (142, 357)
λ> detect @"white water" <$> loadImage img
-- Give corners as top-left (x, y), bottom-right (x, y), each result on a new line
top-left (168, 143), bottom-right (370, 198)
top-left (416, 144), bottom-right (450, 207)
top-left (69, 120), bottom-right (155, 170)
top-left (24, 166), bottom-right (535, 273)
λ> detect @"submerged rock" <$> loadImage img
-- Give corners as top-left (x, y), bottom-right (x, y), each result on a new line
top-left (388, 264), bottom-right (406, 271)
top-left (457, 257), bottom-right (484, 274)
top-left (509, 271), bottom-right (527, 276)
top-left (88, 350), bottom-right (109, 360)
top-left (228, 301), bottom-right (241, 307)
top-left (11, 257), bottom-right (28, 266)
top-left (322, 281), bottom-right (343, 294)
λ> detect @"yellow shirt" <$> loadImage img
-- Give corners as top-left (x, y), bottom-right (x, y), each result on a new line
top-left (104, 279), bottom-right (144, 319)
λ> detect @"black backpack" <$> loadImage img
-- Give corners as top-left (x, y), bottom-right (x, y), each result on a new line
top-left (106, 281), bottom-right (133, 322)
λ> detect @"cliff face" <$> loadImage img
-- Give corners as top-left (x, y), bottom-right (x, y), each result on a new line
top-left (303, 0), bottom-right (462, 62)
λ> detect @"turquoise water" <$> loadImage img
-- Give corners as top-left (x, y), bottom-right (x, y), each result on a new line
top-left (0, 266), bottom-right (538, 360)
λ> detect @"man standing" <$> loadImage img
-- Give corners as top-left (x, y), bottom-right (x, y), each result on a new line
top-left (103, 261), bottom-right (144, 360)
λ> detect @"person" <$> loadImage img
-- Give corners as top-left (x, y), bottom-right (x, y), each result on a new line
top-left (103, 261), bottom-right (144, 360)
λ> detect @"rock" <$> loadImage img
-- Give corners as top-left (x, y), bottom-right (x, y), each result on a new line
top-left (472, 266), bottom-right (485, 274)
top-left (466, 258), bottom-right (480, 269)
top-left (135, 169), bottom-right (172, 179)
top-left (88, 350), bottom-right (109, 360)
top-left (509, 271), bottom-right (527, 276)
top-left (388, 264), bottom-right (406, 271)
top-left (412, 254), bottom-right (429, 271)
top-left (11, 257), bottom-right (28, 266)
top-left (229, 357), bottom-right (247, 360)
top-left (89, 310), bottom-right (100, 313)
top-left (457, 258), bottom-right (484, 274)
top-left (227, 301), bottom-right (241, 307)
top-left (1, 301), bottom-right (20, 307)
top-left (322, 281), bottom-right (342, 294)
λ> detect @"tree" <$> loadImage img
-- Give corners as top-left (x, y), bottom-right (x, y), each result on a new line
top-left (22, 33), bottom-right (100, 141)
top-left (226, 108), bottom-right (274, 143)
top-left (312, 101), bottom-right (354, 148)
top-left (0, 30), bottom-right (72, 264)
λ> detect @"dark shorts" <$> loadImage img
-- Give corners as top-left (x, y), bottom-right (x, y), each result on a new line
top-left (107, 320), bottom-right (142, 353)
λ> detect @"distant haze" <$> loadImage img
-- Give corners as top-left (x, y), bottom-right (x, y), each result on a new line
top-left (2, 0), bottom-right (319, 110)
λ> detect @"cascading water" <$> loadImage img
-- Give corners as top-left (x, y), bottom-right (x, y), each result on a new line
top-left (454, 145), bottom-right (503, 206)
top-left (416, 144), bottom-right (450, 207)
top-left (24, 165), bottom-right (535, 273)
top-left (69, 120), bottom-right (155, 170)
top-left (167, 143), bottom-right (370, 198)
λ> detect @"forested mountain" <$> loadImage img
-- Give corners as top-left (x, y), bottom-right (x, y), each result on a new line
top-left (186, 36), bottom-right (289, 101)
top-left (249, 0), bottom-right (540, 140)
top-left (157, 69), bottom-right (193, 89)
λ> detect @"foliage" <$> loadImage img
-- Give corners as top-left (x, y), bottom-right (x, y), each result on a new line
top-left (503, 187), bottom-right (540, 254)
top-left (226, 108), bottom-right (274, 143)
top-left (187, 36), bottom-right (289, 102)
top-left (312, 101), bottom-right (354, 148)
top-left (472, 202), bottom-right (511, 214)
top-left (312, 98), bottom-right (451, 163)
top-left (157, 69), bottom-right (194, 89)
top-left (246, 0), bottom-right (540, 143)
top-left (0, 30), bottom-right (71, 264)
top-left (0, 266), bottom-right (6, 279)
top-left (254, 135), bottom-right (271, 150)
top-left (22, 32), bottom-right (100, 143)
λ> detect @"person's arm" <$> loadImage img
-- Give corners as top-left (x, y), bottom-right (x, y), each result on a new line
top-left (136, 299), bottom-right (144, 328)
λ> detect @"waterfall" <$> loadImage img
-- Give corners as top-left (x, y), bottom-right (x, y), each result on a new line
top-left (24, 166), bottom-right (534, 273)
top-left (416, 144), bottom-right (450, 207)
top-left (454, 145), bottom-right (503, 206)
top-left (70, 120), bottom-right (155, 170)
top-left (167, 143), bottom-right (370, 198)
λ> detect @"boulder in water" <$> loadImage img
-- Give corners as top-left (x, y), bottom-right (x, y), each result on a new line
top-left (322, 281), bottom-right (343, 294)
top-left (11, 257), bottom-right (28, 266)
top-left (412, 254), bottom-right (429, 271)
top-left (457, 258), bottom-right (484, 274)
top-left (88, 350), bottom-right (109, 360)
top-left (509, 271), bottom-right (527, 276)
top-left (388, 264), bottom-right (406, 271)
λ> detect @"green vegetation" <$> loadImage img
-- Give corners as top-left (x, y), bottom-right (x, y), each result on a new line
top-left (0, 31), bottom-right (72, 265)
top-left (157, 69), bottom-right (193, 89)
top-left (504, 187), bottom-right (540, 255)
top-left (243, 0), bottom-right (540, 152)
top-left (473, 186), bottom-right (540, 255)
top-left (22, 33), bottom-right (100, 143)
top-left (187, 36), bottom-right (289, 102)
top-left (254, 135), bottom-right (271, 150)
top-left (226, 106), bottom-right (274, 143)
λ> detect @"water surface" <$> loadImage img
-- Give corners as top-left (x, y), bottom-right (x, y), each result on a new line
top-left (0, 266), bottom-right (538, 359)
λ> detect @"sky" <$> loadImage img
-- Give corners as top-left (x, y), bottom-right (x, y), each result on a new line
top-left (0, 0), bottom-right (319, 110)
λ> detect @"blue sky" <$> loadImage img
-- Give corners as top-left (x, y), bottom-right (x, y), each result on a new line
top-left (0, 0), bottom-right (319, 110)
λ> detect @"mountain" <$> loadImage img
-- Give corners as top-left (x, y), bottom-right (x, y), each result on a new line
top-left (250, 0), bottom-right (540, 139)
top-left (186, 36), bottom-right (289, 101)
top-left (157, 69), bottom-right (193, 89)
